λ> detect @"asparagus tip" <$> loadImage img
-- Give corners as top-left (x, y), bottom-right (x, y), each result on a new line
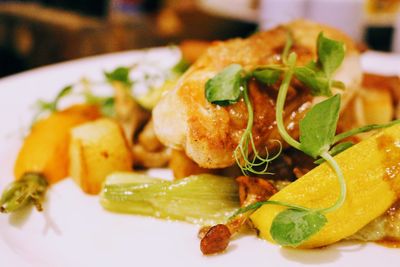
top-left (0, 173), bottom-right (47, 214)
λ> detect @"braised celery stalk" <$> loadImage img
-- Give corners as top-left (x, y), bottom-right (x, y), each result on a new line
top-left (100, 173), bottom-right (239, 225)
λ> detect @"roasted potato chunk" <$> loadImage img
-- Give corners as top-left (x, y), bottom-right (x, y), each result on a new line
top-left (359, 88), bottom-right (393, 125)
top-left (169, 149), bottom-right (214, 179)
top-left (69, 118), bottom-right (133, 194)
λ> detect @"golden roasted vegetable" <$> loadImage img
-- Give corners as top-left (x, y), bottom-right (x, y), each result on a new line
top-left (1, 104), bottom-right (100, 213)
top-left (14, 104), bottom-right (101, 184)
top-left (132, 145), bottom-right (170, 168)
top-left (250, 124), bottom-right (400, 248)
top-left (180, 40), bottom-right (211, 64)
top-left (359, 88), bottom-right (393, 125)
top-left (169, 149), bottom-right (214, 179)
top-left (131, 119), bottom-right (171, 168)
top-left (69, 118), bottom-right (133, 194)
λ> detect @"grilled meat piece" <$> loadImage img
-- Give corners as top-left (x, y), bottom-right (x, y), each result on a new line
top-left (153, 20), bottom-right (362, 168)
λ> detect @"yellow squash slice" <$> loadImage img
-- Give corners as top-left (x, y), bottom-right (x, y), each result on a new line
top-left (250, 124), bottom-right (400, 248)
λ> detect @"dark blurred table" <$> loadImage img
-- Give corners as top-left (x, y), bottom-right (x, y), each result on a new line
top-left (0, 2), bottom-right (256, 78)
top-left (0, 2), bottom-right (160, 77)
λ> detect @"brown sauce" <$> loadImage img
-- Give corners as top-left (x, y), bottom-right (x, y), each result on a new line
top-left (376, 239), bottom-right (400, 248)
top-left (377, 135), bottom-right (400, 198)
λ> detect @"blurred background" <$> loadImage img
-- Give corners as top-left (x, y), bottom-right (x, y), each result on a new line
top-left (0, 0), bottom-right (399, 78)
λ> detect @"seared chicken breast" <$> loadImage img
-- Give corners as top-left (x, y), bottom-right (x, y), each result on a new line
top-left (153, 20), bottom-right (362, 168)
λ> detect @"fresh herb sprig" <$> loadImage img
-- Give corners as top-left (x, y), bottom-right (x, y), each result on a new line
top-left (253, 35), bottom-right (351, 246)
top-left (36, 84), bottom-right (74, 113)
top-left (294, 33), bottom-right (346, 96)
top-left (31, 85), bottom-right (73, 124)
top-left (205, 32), bottom-right (400, 247)
top-left (205, 64), bottom-right (282, 175)
top-left (32, 81), bottom-right (115, 126)
top-left (104, 66), bottom-right (133, 87)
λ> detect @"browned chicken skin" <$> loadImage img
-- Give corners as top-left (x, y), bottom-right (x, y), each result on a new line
top-left (153, 20), bottom-right (361, 168)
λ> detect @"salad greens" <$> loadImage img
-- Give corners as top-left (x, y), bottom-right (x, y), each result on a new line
top-left (204, 32), bottom-right (399, 246)
top-left (32, 51), bottom-right (188, 124)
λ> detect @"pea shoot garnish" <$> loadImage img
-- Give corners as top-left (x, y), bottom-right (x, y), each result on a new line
top-left (104, 66), bottom-right (133, 87)
top-left (32, 84), bottom-right (74, 124)
top-left (205, 64), bottom-right (281, 175)
top-left (204, 32), bottom-right (400, 247)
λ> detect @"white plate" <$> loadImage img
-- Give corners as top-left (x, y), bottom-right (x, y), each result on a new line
top-left (0, 49), bottom-right (400, 267)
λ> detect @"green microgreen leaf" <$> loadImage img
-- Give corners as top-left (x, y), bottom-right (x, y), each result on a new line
top-left (105, 67), bottom-right (132, 86)
top-left (328, 141), bottom-right (354, 156)
top-left (35, 100), bottom-right (54, 112)
top-left (332, 80), bottom-right (346, 90)
top-left (294, 66), bottom-right (331, 96)
top-left (39, 84), bottom-right (74, 112)
top-left (84, 91), bottom-right (115, 117)
top-left (252, 68), bottom-right (281, 86)
top-left (299, 94), bottom-right (341, 158)
top-left (31, 84), bottom-right (74, 126)
top-left (99, 97), bottom-right (115, 117)
top-left (333, 119), bottom-right (400, 144)
top-left (205, 64), bottom-right (244, 106)
top-left (270, 209), bottom-right (327, 247)
top-left (317, 33), bottom-right (346, 77)
top-left (53, 85), bottom-right (73, 111)
top-left (294, 33), bottom-right (345, 97)
top-left (314, 141), bottom-right (354, 164)
top-left (172, 58), bottom-right (190, 75)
